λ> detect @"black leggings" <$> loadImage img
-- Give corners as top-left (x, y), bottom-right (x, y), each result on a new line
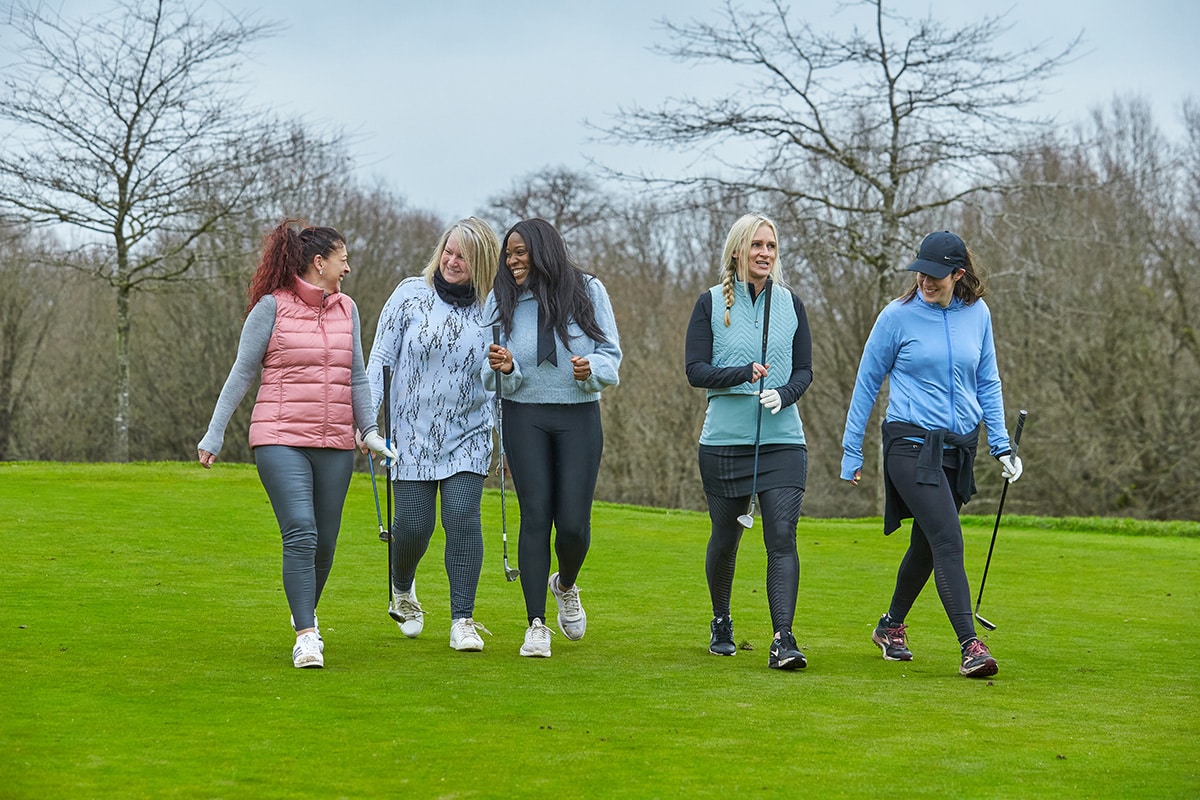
top-left (885, 442), bottom-right (977, 644)
top-left (704, 487), bottom-right (805, 634)
top-left (502, 400), bottom-right (602, 624)
top-left (390, 472), bottom-right (485, 620)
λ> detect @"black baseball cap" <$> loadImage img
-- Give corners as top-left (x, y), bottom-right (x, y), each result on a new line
top-left (905, 231), bottom-right (967, 279)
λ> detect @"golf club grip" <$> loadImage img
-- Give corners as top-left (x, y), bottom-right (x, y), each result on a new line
top-left (760, 277), bottom-right (773, 361)
top-left (1010, 409), bottom-right (1027, 456)
top-left (382, 366), bottom-right (392, 443)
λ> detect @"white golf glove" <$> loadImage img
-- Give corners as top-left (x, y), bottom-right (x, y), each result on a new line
top-left (758, 389), bottom-right (782, 415)
top-left (363, 431), bottom-right (398, 465)
top-left (999, 453), bottom-right (1023, 484)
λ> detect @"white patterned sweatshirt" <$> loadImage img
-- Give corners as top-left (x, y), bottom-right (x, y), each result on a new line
top-left (367, 277), bottom-right (494, 481)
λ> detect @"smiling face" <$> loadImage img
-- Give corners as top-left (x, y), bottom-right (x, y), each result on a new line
top-left (312, 243), bottom-right (349, 293)
top-left (440, 233), bottom-right (472, 286)
top-left (745, 223), bottom-right (777, 286)
top-left (505, 231), bottom-right (530, 286)
top-left (916, 269), bottom-right (962, 307)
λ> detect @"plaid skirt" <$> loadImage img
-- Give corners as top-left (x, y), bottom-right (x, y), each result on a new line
top-left (698, 443), bottom-right (807, 498)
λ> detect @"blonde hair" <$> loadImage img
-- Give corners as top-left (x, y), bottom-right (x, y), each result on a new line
top-left (421, 217), bottom-right (501, 306)
top-left (719, 213), bottom-right (781, 326)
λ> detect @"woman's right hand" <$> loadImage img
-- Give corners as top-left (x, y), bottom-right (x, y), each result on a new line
top-left (198, 449), bottom-right (216, 469)
top-left (845, 469), bottom-right (861, 486)
top-left (488, 343), bottom-right (514, 374)
top-left (750, 361), bottom-right (769, 381)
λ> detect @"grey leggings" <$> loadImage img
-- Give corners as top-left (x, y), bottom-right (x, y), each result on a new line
top-left (704, 487), bottom-right (805, 634)
top-left (885, 442), bottom-right (977, 644)
top-left (390, 472), bottom-right (485, 620)
top-left (255, 445), bottom-right (354, 631)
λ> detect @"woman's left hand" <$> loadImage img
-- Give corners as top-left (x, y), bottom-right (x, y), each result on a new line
top-left (570, 355), bottom-right (591, 381)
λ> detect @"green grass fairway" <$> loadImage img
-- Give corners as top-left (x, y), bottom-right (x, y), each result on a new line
top-left (4, 462), bottom-right (1198, 798)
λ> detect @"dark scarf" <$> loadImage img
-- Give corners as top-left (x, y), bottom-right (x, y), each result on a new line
top-left (536, 302), bottom-right (558, 366)
top-left (880, 420), bottom-right (980, 536)
top-left (433, 269), bottom-right (476, 308)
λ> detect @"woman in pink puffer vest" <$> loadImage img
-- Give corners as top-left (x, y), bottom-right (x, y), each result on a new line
top-left (198, 220), bottom-right (396, 669)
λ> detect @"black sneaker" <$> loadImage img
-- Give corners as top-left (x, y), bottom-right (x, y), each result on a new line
top-left (960, 638), bottom-right (998, 678)
top-left (709, 616), bottom-right (736, 656)
top-left (768, 630), bottom-right (807, 670)
top-left (871, 615), bottom-right (913, 661)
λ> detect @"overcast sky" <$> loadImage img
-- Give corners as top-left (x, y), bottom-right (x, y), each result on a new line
top-left (8, 1), bottom-right (1200, 220)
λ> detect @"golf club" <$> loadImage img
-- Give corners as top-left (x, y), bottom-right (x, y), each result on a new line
top-left (737, 277), bottom-right (773, 529)
top-left (382, 365), bottom-right (397, 617)
top-left (974, 408), bottom-right (1028, 631)
top-left (367, 451), bottom-right (387, 542)
top-left (493, 325), bottom-right (520, 581)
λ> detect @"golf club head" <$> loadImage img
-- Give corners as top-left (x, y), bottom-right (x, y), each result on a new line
top-left (736, 514), bottom-right (754, 528)
top-left (378, 529), bottom-right (391, 543)
top-left (504, 565), bottom-right (520, 582)
top-left (975, 613), bottom-right (997, 631)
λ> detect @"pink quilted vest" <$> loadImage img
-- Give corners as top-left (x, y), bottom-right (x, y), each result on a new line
top-left (249, 277), bottom-right (356, 450)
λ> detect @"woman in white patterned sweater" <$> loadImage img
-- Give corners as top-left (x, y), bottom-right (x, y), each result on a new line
top-left (366, 217), bottom-right (501, 652)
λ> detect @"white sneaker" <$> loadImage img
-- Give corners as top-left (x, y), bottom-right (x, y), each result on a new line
top-left (549, 572), bottom-right (587, 640)
top-left (290, 613), bottom-right (324, 653)
top-left (449, 617), bottom-right (491, 652)
top-left (292, 631), bottom-right (324, 668)
top-left (519, 618), bottom-right (554, 658)
top-left (389, 582), bottom-right (424, 638)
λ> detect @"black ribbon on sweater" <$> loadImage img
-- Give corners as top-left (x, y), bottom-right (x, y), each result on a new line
top-left (432, 269), bottom-right (477, 308)
top-left (536, 303), bottom-right (558, 366)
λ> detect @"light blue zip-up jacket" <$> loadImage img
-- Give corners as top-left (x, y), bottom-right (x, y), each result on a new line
top-left (841, 293), bottom-right (1012, 480)
top-left (481, 276), bottom-right (621, 404)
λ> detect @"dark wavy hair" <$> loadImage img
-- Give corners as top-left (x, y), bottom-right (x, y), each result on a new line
top-left (491, 218), bottom-right (606, 344)
top-left (246, 220), bottom-right (344, 312)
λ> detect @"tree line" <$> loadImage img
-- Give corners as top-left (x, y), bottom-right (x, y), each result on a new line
top-left (2, 0), bottom-right (1197, 520)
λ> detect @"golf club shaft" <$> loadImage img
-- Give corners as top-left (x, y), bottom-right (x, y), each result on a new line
top-left (742, 278), bottom-right (773, 526)
top-left (368, 454), bottom-right (387, 541)
top-left (974, 409), bottom-right (1027, 624)
top-left (493, 325), bottom-right (517, 579)
top-left (383, 366), bottom-right (393, 599)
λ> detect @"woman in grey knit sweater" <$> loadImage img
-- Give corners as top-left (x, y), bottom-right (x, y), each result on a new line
top-left (367, 217), bottom-right (501, 652)
top-left (484, 218), bottom-right (621, 658)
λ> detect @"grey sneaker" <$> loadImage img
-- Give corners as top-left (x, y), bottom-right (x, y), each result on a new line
top-left (519, 619), bottom-right (553, 658)
top-left (449, 617), bottom-right (491, 652)
top-left (548, 572), bottom-right (586, 640)
top-left (389, 582), bottom-right (424, 638)
top-left (292, 632), bottom-right (324, 669)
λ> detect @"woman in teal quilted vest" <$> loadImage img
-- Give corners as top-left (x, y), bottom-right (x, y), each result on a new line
top-left (685, 212), bottom-right (813, 671)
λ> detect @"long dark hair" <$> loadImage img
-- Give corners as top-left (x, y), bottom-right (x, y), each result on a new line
top-left (492, 218), bottom-right (607, 344)
top-left (247, 220), bottom-right (344, 312)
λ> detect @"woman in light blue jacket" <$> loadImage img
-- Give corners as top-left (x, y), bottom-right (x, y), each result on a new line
top-left (841, 231), bottom-right (1023, 678)
top-left (484, 218), bottom-right (621, 659)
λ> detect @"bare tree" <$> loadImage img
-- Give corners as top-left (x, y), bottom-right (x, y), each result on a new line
top-left (485, 166), bottom-right (614, 240)
top-left (0, 224), bottom-right (60, 459)
top-left (0, 0), bottom-right (341, 460)
top-left (601, 0), bottom-right (1078, 511)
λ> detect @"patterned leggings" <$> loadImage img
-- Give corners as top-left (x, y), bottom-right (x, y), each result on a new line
top-left (704, 487), bottom-right (805, 635)
top-left (390, 472), bottom-right (485, 620)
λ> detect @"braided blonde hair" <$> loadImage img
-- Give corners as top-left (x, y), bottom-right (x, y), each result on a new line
top-left (719, 213), bottom-right (780, 326)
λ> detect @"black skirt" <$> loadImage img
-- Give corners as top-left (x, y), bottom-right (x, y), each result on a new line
top-left (698, 443), bottom-right (808, 498)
